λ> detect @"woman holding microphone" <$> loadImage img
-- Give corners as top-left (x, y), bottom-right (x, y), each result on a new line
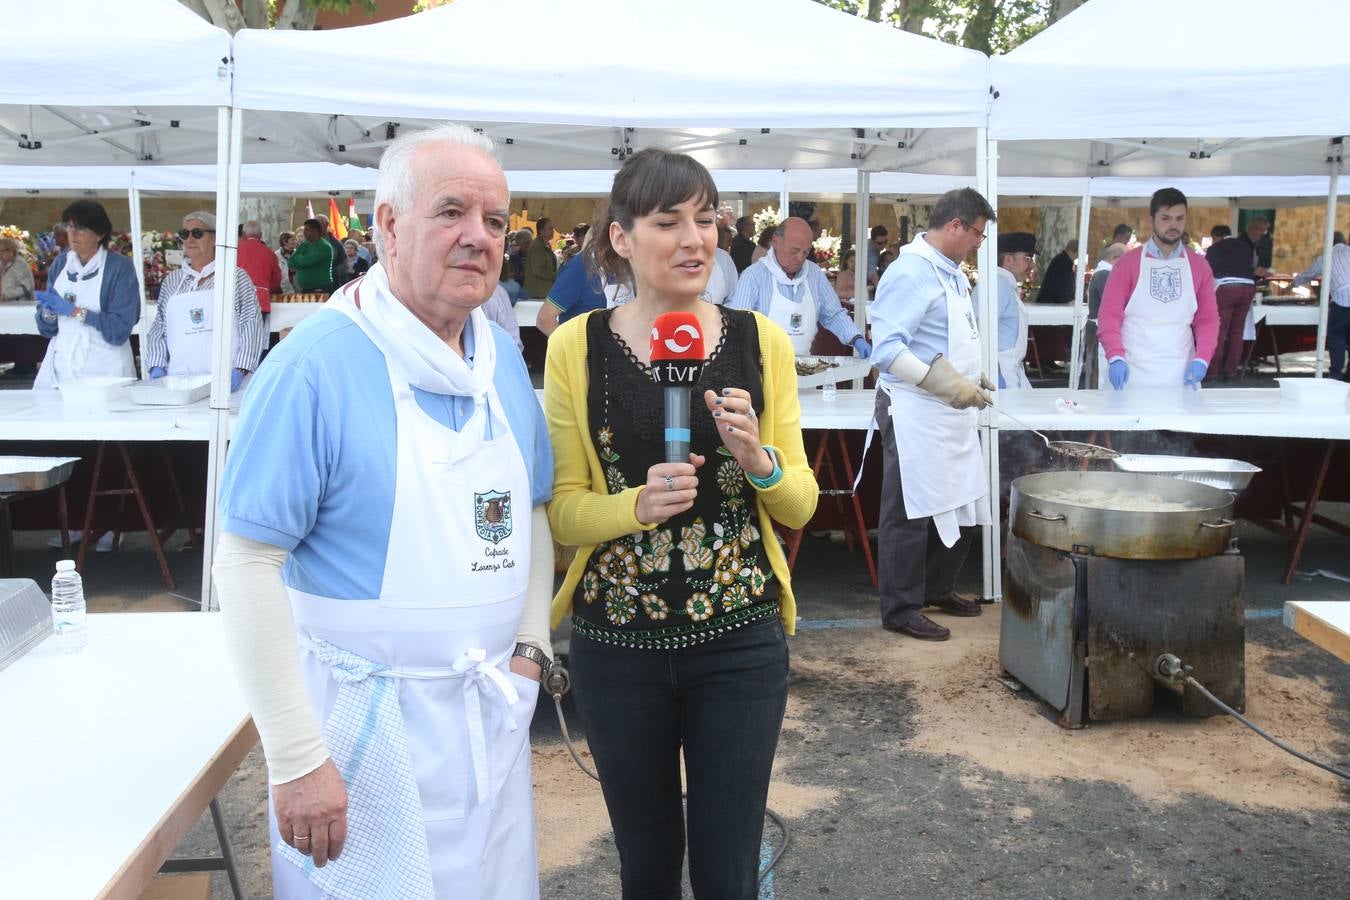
top-left (544, 148), bottom-right (816, 898)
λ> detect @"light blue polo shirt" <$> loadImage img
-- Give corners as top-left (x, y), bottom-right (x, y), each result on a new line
top-left (218, 307), bottom-right (552, 600)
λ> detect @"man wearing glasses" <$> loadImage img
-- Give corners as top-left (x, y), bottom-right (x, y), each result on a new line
top-left (868, 188), bottom-right (997, 642)
top-left (143, 210), bottom-right (265, 392)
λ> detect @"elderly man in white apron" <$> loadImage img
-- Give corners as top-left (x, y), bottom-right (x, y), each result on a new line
top-left (991, 231), bottom-right (1035, 390)
top-left (212, 124), bottom-right (556, 899)
top-left (729, 216), bottom-right (871, 358)
top-left (865, 189), bottom-right (996, 642)
top-left (142, 211), bottom-right (265, 392)
top-left (1096, 187), bottom-right (1220, 391)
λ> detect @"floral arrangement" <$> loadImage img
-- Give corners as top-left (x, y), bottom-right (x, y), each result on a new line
top-left (0, 225), bottom-right (39, 272)
top-left (143, 230), bottom-right (180, 255)
top-left (752, 206), bottom-right (781, 239)
top-left (813, 230), bottom-right (842, 269)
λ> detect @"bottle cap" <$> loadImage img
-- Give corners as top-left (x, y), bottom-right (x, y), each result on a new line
top-left (55, 560), bottom-right (76, 572)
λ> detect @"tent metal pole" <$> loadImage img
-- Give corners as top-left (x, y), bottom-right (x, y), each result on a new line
top-left (1068, 191), bottom-right (1091, 389)
top-left (779, 170), bottom-right (789, 223)
top-left (853, 168), bottom-right (870, 389)
top-left (1315, 156), bottom-right (1342, 379)
top-left (200, 105), bottom-right (243, 612)
top-left (1228, 199), bottom-right (1240, 234)
top-left (127, 183), bottom-right (149, 376)
top-left (977, 128), bottom-right (1001, 602)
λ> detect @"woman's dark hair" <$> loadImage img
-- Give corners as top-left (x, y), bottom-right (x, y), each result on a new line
top-left (841, 248), bottom-right (856, 269)
top-left (757, 224), bottom-right (775, 248)
top-left (587, 148), bottom-right (719, 288)
top-left (60, 199), bottom-right (114, 248)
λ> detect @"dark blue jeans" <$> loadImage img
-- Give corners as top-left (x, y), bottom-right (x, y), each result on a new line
top-left (569, 615), bottom-right (790, 900)
top-left (1329, 303), bottom-right (1350, 380)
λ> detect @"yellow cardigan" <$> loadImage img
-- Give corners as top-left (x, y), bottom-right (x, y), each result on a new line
top-left (544, 310), bottom-right (818, 635)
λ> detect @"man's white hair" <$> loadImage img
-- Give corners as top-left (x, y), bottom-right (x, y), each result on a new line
top-left (242, 220), bottom-right (263, 238)
top-left (373, 123), bottom-right (498, 258)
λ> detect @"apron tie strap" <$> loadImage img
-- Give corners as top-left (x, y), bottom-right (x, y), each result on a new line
top-left (451, 648), bottom-right (520, 807)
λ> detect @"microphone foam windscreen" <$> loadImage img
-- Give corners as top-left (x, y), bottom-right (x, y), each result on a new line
top-left (649, 311), bottom-right (705, 362)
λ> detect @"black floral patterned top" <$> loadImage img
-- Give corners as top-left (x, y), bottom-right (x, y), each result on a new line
top-left (571, 307), bottom-right (779, 649)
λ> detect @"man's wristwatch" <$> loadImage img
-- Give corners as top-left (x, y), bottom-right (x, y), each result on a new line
top-left (73, 307), bottom-right (88, 324)
top-left (512, 642), bottom-right (552, 679)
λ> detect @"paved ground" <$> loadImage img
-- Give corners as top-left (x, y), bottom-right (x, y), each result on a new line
top-left (8, 506), bottom-right (1349, 899)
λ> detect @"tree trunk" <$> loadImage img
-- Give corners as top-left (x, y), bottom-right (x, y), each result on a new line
top-left (275, 0), bottom-right (320, 30)
top-left (239, 197), bottom-right (297, 250)
top-left (1036, 204), bottom-right (1079, 278)
top-left (242, 0), bottom-right (269, 29)
top-left (1049, 0), bottom-right (1088, 24)
top-left (961, 0), bottom-right (998, 54)
top-left (866, 0), bottom-right (885, 21)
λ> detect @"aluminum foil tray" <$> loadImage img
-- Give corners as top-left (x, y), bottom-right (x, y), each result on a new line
top-left (0, 579), bottom-right (52, 673)
top-left (795, 356), bottom-right (874, 389)
top-left (127, 374), bottom-right (212, 406)
top-left (0, 457), bottom-right (79, 494)
top-left (1112, 454), bottom-right (1262, 492)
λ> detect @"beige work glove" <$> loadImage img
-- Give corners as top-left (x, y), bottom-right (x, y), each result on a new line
top-left (918, 355), bottom-right (992, 410)
top-left (978, 374), bottom-right (997, 393)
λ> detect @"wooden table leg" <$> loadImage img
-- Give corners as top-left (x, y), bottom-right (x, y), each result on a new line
top-left (117, 442), bottom-right (176, 590)
top-left (1282, 442), bottom-right (1336, 585)
top-left (834, 431), bottom-right (878, 587)
top-left (57, 484), bottom-right (70, 556)
top-left (77, 442), bottom-right (107, 574)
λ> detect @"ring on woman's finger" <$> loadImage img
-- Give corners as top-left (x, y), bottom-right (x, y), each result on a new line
top-left (746, 407), bottom-right (756, 419)
top-left (664, 475), bottom-right (675, 491)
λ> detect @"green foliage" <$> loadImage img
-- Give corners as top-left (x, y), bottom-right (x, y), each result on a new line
top-left (812, 0), bottom-right (1055, 54)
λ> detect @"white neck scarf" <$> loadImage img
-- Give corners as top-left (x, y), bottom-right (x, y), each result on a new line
top-left (181, 259), bottom-right (216, 291)
top-left (328, 262), bottom-right (496, 398)
top-left (1096, 260), bottom-right (1114, 273)
top-left (63, 246), bottom-right (106, 282)
top-left (761, 246), bottom-right (809, 287)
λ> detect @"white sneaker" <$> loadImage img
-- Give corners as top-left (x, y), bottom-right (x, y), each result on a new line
top-left (95, 531), bottom-right (120, 553)
top-left (47, 531), bottom-right (82, 549)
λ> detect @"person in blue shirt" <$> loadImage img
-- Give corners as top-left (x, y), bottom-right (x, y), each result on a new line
top-left (212, 124), bottom-right (554, 900)
top-left (535, 251), bottom-right (607, 335)
top-left (728, 217), bottom-right (871, 358)
top-left (990, 231), bottom-right (1035, 390)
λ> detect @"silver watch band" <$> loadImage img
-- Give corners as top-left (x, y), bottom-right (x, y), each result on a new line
top-left (512, 642), bottom-right (551, 676)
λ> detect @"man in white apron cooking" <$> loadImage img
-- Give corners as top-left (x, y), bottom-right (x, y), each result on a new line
top-left (990, 231), bottom-right (1036, 390)
top-left (729, 216), bottom-right (872, 358)
top-left (142, 211), bottom-right (266, 392)
top-left (1097, 187), bottom-right (1219, 391)
top-left (868, 188), bottom-right (996, 642)
top-left (212, 124), bottom-right (556, 899)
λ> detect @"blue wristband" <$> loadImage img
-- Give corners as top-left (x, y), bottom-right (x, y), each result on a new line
top-left (745, 446), bottom-right (784, 490)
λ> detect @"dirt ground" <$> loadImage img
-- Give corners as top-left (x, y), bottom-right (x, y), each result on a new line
top-left (8, 509), bottom-right (1350, 899)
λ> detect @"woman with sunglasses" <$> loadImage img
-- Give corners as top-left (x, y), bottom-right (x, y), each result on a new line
top-left (143, 211), bottom-right (265, 392)
top-left (33, 199), bottom-right (140, 389)
top-left (544, 148), bottom-right (817, 898)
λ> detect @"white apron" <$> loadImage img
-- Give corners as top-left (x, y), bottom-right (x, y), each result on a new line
top-left (762, 253), bottom-right (818, 355)
top-left (995, 268), bottom-right (1032, 390)
top-left (34, 249), bottom-right (135, 389)
top-left (163, 263), bottom-right (231, 376)
top-left (271, 284), bottom-right (540, 900)
top-left (859, 234), bottom-right (990, 548)
top-left (1116, 247), bottom-right (1198, 389)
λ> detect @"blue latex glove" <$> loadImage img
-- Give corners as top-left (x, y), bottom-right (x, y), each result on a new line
top-left (230, 368), bottom-right (245, 392)
top-left (852, 336), bottom-right (873, 359)
top-left (1108, 359), bottom-right (1129, 390)
top-left (1184, 359), bottom-right (1208, 389)
top-left (149, 366), bottom-right (166, 379)
top-left (36, 289), bottom-right (74, 317)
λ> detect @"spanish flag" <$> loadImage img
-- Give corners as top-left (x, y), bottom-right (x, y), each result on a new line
top-left (328, 197), bottom-right (348, 241)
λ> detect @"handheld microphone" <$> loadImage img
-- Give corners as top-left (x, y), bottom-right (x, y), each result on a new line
top-left (649, 311), bottom-right (706, 464)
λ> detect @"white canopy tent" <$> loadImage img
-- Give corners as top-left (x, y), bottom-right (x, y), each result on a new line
top-left (965, 0), bottom-right (1350, 603)
top-left (1, 0), bottom-right (240, 606)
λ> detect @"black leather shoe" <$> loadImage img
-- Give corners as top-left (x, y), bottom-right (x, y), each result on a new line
top-left (925, 592), bottom-right (983, 617)
top-left (885, 614), bottom-right (951, 641)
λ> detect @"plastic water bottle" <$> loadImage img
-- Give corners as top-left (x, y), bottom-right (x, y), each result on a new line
top-left (51, 560), bottom-right (87, 654)
top-left (822, 381), bottom-right (838, 402)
